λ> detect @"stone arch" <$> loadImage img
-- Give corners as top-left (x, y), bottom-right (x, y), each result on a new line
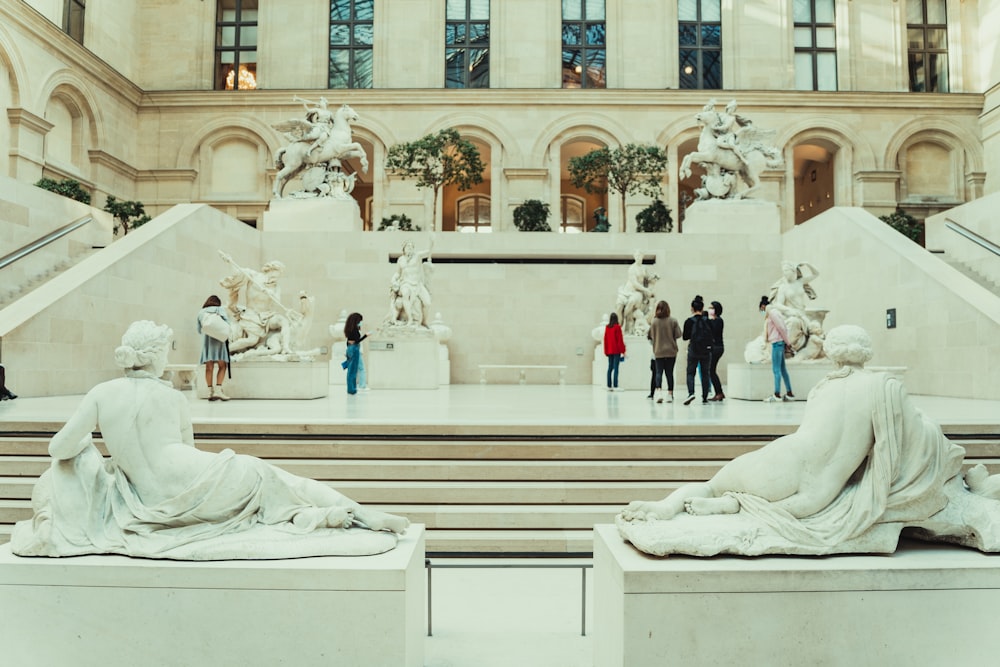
top-left (39, 78), bottom-right (102, 176)
top-left (882, 118), bottom-right (984, 174)
top-left (883, 119), bottom-right (983, 203)
top-left (531, 113), bottom-right (629, 166)
top-left (0, 24), bottom-right (27, 107)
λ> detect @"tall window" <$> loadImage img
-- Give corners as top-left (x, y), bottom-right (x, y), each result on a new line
top-left (561, 0), bottom-right (606, 89)
top-left (330, 0), bottom-right (374, 89)
top-left (64, 0), bottom-right (85, 44)
top-left (456, 195), bottom-right (491, 232)
top-left (560, 195), bottom-right (585, 233)
top-left (793, 0), bottom-right (836, 91)
top-left (446, 0), bottom-right (490, 88)
top-left (907, 0), bottom-right (949, 92)
top-left (678, 0), bottom-right (721, 89)
top-left (215, 0), bottom-right (258, 90)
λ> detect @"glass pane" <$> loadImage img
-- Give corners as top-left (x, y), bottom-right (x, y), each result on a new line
top-left (678, 0), bottom-right (698, 22)
top-left (679, 24), bottom-right (698, 46)
top-left (701, 24), bottom-right (721, 46)
top-left (470, 23), bottom-right (489, 44)
top-left (470, 0), bottom-right (490, 21)
top-left (240, 25), bottom-right (257, 46)
top-left (794, 52), bottom-right (813, 90)
top-left (330, 24), bottom-right (350, 46)
top-left (478, 200), bottom-right (491, 222)
top-left (562, 49), bottom-right (582, 87)
top-left (585, 49), bottom-right (606, 88)
top-left (447, 0), bottom-right (466, 20)
top-left (353, 49), bottom-right (373, 89)
top-left (907, 28), bottom-right (924, 50)
top-left (816, 27), bottom-right (835, 49)
top-left (793, 0), bottom-right (811, 23)
top-left (445, 24), bottom-right (459, 44)
top-left (562, 24), bottom-right (581, 45)
top-left (906, 0), bottom-right (923, 25)
top-left (926, 0), bottom-right (947, 24)
top-left (218, 51), bottom-right (234, 64)
top-left (562, 0), bottom-right (582, 21)
top-left (908, 53), bottom-right (925, 91)
top-left (329, 49), bottom-right (350, 88)
top-left (354, 24), bottom-right (373, 46)
top-left (355, 0), bottom-right (374, 21)
top-left (586, 0), bottom-right (606, 20)
top-left (453, 23), bottom-right (467, 43)
top-left (458, 199), bottom-right (476, 223)
top-left (929, 53), bottom-right (949, 92)
top-left (816, 52), bottom-right (837, 90)
top-left (814, 0), bottom-right (835, 24)
top-left (469, 48), bottom-right (490, 88)
top-left (219, 25), bottom-right (235, 47)
top-left (926, 28), bottom-right (947, 50)
top-left (701, 0), bottom-right (721, 22)
top-left (793, 27), bottom-right (813, 48)
top-left (241, 9), bottom-right (258, 22)
top-left (446, 48), bottom-right (466, 88)
top-left (702, 49), bottom-right (721, 88)
top-left (585, 23), bottom-right (606, 46)
top-left (330, 0), bottom-right (351, 22)
top-left (679, 49), bottom-right (697, 88)
top-left (241, 49), bottom-right (257, 64)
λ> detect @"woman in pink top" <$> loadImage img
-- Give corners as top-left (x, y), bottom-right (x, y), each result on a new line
top-left (761, 296), bottom-right (794, 402)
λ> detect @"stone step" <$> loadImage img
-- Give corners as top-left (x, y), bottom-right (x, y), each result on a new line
top-left (424, 529), bottom-right (595, 555)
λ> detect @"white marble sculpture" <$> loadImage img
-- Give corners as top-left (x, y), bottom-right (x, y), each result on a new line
top-left (218, 251), bottom-right (316, 361)
top-left (618, 324), bottom-right (1000, 557)
top-left (678, 99), bottom-right (783, 200)
top-left (11, 321), bottom-right (408, 560)
top-left (745, 260), bottom-right (827, 363)
top-left (272, 97), bottom-right (369, 199)
top-left (384, 235), bottom-right (434, 329)
top-left (616, 250), bottom-right (658, 337)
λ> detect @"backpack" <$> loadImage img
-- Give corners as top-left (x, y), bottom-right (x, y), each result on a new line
top-left (690, 314), bottom-right (713, 354)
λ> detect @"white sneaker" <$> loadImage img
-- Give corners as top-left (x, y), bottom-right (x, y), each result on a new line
top-left (763, 395), bottom-right (779, 403)
top-left (683, 394), bottom-right (696, 405)
top-left (215, 386), bottom-right (231, 401)
top-left (666, 393), bottom-right (673, 403)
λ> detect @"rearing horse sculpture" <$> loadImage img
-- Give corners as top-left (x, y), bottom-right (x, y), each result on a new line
top-left (272, 103), bottom-right (370, 199)
top-left (679, 100), bottom-right (783, 200)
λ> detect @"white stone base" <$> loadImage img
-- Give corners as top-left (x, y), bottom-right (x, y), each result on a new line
top-left (366, 334), bottom-right (439, 389)
top-left (0, 526), bottom-right (426, 667)
top-left (197, 360), bottom-right (329, 399)
top-left (263, 197), bottom-right (362, 232)
top-left (682, 199), bottom-right (780, 234)
top-left (592, 335), bottom-right (652, 390)
top-left (593, 524), bottom-right (1000, 667)
top-left (726, 361), bottom-right (835, 400)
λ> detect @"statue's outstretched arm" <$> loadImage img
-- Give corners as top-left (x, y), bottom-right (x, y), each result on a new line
top-left (49, 391), bottom-right (99, 460)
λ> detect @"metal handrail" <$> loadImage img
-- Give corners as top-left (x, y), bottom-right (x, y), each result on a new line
top-left (0, 214), bottom-right (94, 271)
top-left (943, 218), bottom-right (1000, 258)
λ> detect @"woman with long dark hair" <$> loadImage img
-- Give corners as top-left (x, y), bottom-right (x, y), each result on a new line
top-left (603, 312), bottom-right (626, 391)
top-left (197, 295), bottom-right (230, 401)
top-left (648, 300), bottom-right (682, 403)
top-left (342, 312), bottom-right (367, 395)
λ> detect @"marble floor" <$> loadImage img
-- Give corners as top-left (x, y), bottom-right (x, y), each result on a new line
top-left (2, 384), bottom-right (998, 666)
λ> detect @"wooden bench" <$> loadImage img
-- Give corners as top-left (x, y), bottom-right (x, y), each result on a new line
top-left (478, 364), bottom-right (567, 385)
top-left (162, 363), bottom-right (198, 390)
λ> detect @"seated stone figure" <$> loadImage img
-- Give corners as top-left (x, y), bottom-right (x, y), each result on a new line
top-left (12, 321), bottom-right (408, 560)
top-left (620, 324), bottom-right (968, 556)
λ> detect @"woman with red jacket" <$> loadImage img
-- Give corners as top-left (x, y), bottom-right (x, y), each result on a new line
top-left (603, 312), bottom-right (627, 391)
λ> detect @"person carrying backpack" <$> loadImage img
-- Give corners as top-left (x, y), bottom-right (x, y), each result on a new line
top-left (682, 295), bottom-right (712, 405)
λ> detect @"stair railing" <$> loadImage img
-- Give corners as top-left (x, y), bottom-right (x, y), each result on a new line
top-left (944, 217), bottom-right (1000, 258)
top-left (0, 214), bottom-right (94, 271)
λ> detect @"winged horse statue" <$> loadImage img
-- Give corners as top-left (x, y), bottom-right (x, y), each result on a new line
top-left (272, 99), bottom-right (369, 199)
top-left (679, 99), bottom-right (783, 200)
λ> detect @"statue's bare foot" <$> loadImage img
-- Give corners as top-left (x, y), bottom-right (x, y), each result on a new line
top-left (621, 500), bottom-right (674, 521)
top-left (966, 464), bottom-right (989, 491)
top-left (684, 496), bottom-right (740, 516)
top-left (326, 507), bottom-right (354, 529)
top-left (357, 508), bottom-right (410, 534)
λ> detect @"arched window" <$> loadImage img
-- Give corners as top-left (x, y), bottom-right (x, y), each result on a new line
top-left (560, 195), bottom-right (585, 233)
top-left (456, 194), bottom-right (491, 233)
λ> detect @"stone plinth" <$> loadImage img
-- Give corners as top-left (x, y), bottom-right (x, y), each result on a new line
top-left (196, 360), bottom-right (329, 399)
top-left (367, 332), bottom-right (439, 389)
top-left (592, 335), bottom-right (651, 391)
top-left (0, 526), bottom-right (426, 667)
top-left (682, 199), bottom-right (780, 234)
top-left (726, 361), bottom-right (836, 400)
top-left (593, 524), bottom-right (1000, 667)
top-left (263, 197), bottom-right (362, 232)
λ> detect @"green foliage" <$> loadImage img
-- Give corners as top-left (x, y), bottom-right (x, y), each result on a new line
top-left (34, 178), bottom-right (91, 204)
top-left (568, 143), bottom-right (669, 232)
top-left (512, 199), bottom-right (552, 232)
top-left (878, 208), bottom-right (923, 243)
top-left (377, 214), bottom-right (422, 231)
top-left (635, 199), bottom-right (674, 233)
top-left (385, 128), bottom-right (485, 231)
top-left (104, 195), bottom-right (152, 236)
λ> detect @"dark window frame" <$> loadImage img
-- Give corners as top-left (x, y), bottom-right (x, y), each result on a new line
top-left (907, 0), bottom-right (949, 93)
top-left (445, 0), bottom-right (490, 89)
top-left (329, 0), bottom-right (374, 89)
top-left (561, 0), bottom-right (607, 89)
top-left (678, 0), bottom-right (722, 90)
top-left (64, 0), bottom-right (86, 44)
top-left (793, 0), bottom-right (837, 91)
top-left (215, 0), bottom-right (258, 91)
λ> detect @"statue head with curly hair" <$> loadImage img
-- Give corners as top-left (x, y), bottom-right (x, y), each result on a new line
top-left (113, 321), bottom-right (173, 375)
top-left (822, 325), bottom-right (872, 368)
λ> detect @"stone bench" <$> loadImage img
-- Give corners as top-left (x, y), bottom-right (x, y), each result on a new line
top-left (161, 363), bottom-right (198, 390)
top-left (479, 364), bottom-right (566, 385)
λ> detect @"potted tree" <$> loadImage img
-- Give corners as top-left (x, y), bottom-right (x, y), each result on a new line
top-left (568, 143), bottom-right (669, 232)
top-left (512, 199), bottom-right (552, 232)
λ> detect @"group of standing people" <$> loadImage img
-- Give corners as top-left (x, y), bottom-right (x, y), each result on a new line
top-left (603, 295), bottom-right (726, 403)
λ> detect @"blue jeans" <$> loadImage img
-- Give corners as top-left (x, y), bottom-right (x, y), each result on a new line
top-left (344, 343), bottom-right (360, 394)
top-left (606, 354), bottom-right (621, 388)
top-left (771, 342), bottom-right (792, 395)
top-left (357, 351), bottom-right (367, 389)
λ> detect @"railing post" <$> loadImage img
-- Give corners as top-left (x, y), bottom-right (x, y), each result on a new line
top-left (426, 558), bottom-right (433, 637)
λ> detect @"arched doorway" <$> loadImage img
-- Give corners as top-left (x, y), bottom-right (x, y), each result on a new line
top-left (793, 142), bottom-right (836, 225)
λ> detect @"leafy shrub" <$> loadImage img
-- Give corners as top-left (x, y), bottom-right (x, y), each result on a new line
top-left (635, 199), bottom-right (674, 233)
top-left (35, 178), bottom-right (91, 204)
top-left (104, 195), bottom-right (152, 236)
top-left (377, 214), bottom-right (421, 231)
top-left (513, 199), bottom-right (552, 232)
top-left (878, 208), bottom-right (923, 243)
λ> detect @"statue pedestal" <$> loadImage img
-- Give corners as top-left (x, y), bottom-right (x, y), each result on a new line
top-left (196, 360), bottom-right (329, 399)
top-left (0, 527), bottom-right (425, 667)
top-left (683, 199), bottom-right (780, 235)
top-left (592, 335), bottom-right (650, 391)
top-left (367, 331), bottom-right (439, 389)
top-left (726, 361), bottom-right (835, 400)
top-left (263, 197), bottom-right (362, 232)
top-left (594, 524), bottom-right (1000, 667)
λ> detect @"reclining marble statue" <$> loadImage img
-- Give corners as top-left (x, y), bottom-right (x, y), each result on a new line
top-left (619, 324), bottom-right (1000, 556)
top-left (11, 321), bottom-right (409, 560)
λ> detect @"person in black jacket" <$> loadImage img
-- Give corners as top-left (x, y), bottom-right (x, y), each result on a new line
top-left (681, 296), bottom-right (712, 405)
top-left (0, 363), bottom-right (16, 400)
top-left (707, 300), bottom-right (725, 401)
top-left (342, 312), bottom-right (368, 395)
